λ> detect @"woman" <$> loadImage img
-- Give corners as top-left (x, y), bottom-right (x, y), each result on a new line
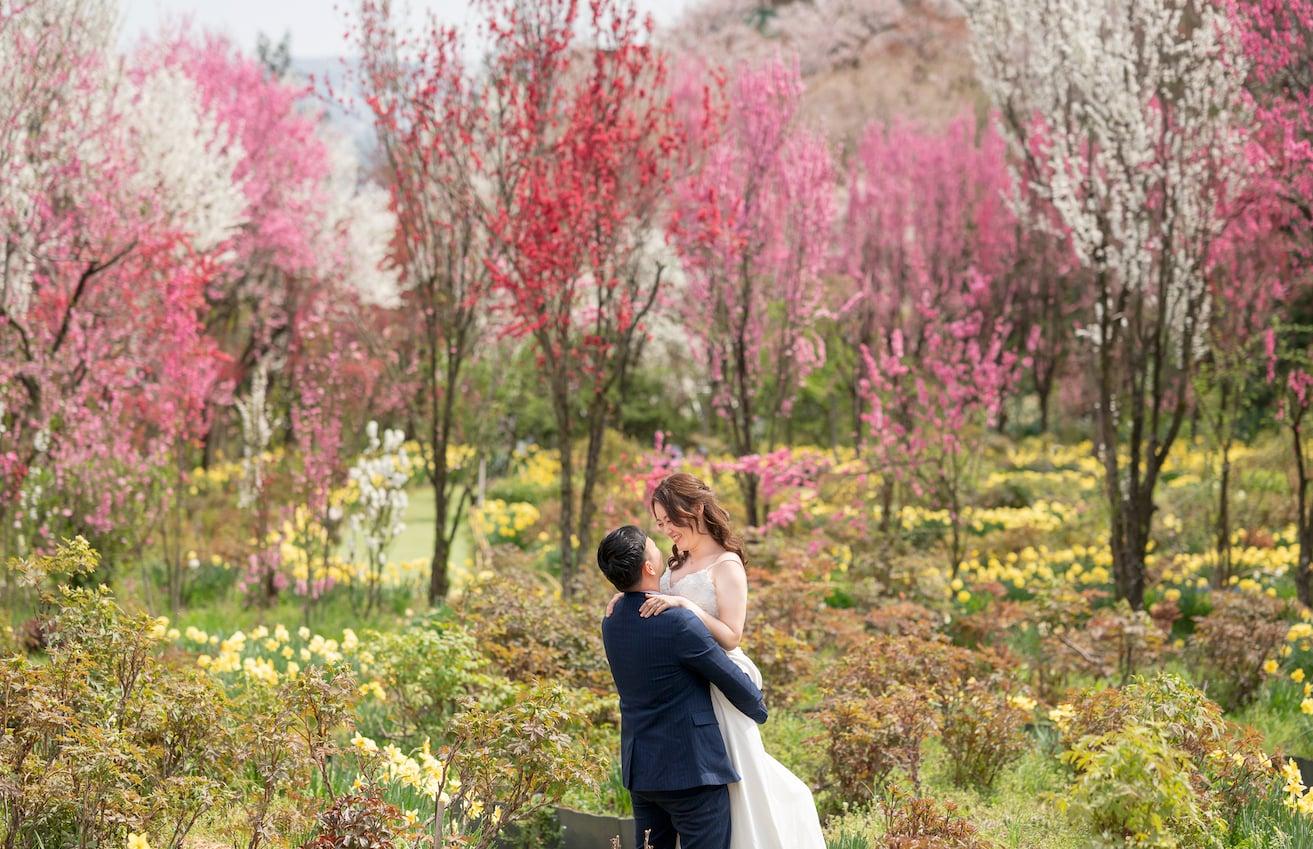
top-left (606, 472), bottom-right (825, 849)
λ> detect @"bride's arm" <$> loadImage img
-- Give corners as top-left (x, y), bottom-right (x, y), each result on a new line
top-left (640, 559), bottom-right (748, 651)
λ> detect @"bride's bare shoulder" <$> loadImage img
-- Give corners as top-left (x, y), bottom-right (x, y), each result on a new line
top-left (709, 552), bottom-right (746, 583)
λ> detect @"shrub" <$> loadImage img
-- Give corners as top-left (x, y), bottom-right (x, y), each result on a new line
top-left (880, 792), bottom-right (995, 849)
top-left (458, 567), bottom-right (612, 692)
top-left (830, 634), bottom-right (1007, 708)
top-left (1189, 591), bottom-right (1291, 711)
top-left (938, 676), bottom-right (1030, 790)
top-left (820, 684), bottom-right (936, 801)
top-left (1055, 673), bottom-right (1272, 833)
top-left (353, 683), bottom-right (606, 849)
top-left (360, 619), bottom-right (486, 744)
top-left (301, 793), bottom-right (409, 849)
top-left (0, 542), bottom-right (242, 849)
top-left (236, 663), bottom-right (358, 849)
top-left (1059, 724), bottom-right (1224, 849)
top-left (745, 622), bottom-right (814, 706)
top-left (819, 634), bottom-right (1012, 804)
top-left (864, 601), bottom-right (943, 641)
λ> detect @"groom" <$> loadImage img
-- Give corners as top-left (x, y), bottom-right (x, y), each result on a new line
top-left (597, 525), bottom-right (767, 849)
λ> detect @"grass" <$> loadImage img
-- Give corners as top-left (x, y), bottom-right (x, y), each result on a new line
top-left (152, 484), bottom-right (470, 637)
top-left (819, 742), bottom-right (1090, 849)
top-left (1232, 681), bottom-right (1313, 758)
top-left (920, 741), bottom-right (1090, 849)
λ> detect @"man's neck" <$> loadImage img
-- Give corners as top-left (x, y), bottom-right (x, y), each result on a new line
top-left (627, 578), bottom-right (660, 594)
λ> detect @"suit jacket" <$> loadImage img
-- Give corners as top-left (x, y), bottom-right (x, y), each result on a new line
top-left (601, 591), bottom-right (767, 792)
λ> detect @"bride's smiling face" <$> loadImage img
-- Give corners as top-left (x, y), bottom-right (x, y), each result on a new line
top-left (652, 502), bottom-right (689, 550)
top-left (653, 501), bottom-right (704, 553)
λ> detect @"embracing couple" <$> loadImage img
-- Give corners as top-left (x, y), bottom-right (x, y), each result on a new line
top-left (596, 473), bottom-right (825, 849)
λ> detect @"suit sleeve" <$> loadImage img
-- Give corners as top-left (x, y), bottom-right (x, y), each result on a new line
top-left (673, 612), bottom-right (768, 724)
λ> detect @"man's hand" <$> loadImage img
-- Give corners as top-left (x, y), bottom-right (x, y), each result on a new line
top-left (639, 593), bottom-right (688, 618)
top-left (604, 592), bottom-right (624, 618)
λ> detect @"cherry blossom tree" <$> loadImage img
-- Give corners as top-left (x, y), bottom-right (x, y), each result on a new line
top-left (839, 114), bottom-right (1021, 528)
top-left (351, 0), bottom-right (493, 602)
top-left (484, 0), bottom-right (684, 593)
top-left (965, 0), bottom-right (1253, 609)
top-left (668, 54), bottom-right (833, 526)
top-left (1227, 1), bottom-right (1313, 266)
top-left (0, 1), bottom-right (243, 559)
top-left (149, 30), bottom-right (397, 453)
top-left (1231, 0), bottom-right (1313, 602)
top-left (857, 271), bottom-right (1016, 574)
top-left (1198, 192), bottom-right (1288, 585)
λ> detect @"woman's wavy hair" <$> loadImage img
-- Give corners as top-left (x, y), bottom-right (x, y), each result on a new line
top-left (650, 472), bottom-right (745, 570)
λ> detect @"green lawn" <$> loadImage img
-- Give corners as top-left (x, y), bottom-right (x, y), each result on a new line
top-left (167, 484), bottom-right (470, 637)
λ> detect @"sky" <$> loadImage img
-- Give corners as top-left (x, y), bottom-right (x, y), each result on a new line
top-left (119, 0), bottom-right (699, 58)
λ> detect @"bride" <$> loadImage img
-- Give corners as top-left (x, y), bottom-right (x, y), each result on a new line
top-left (606, 472), bottom-right (826, 849)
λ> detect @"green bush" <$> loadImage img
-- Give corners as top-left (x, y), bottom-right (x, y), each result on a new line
top-left (0, 541), bottom-right (242, 849)
top-left (1059, 724), bottom-right (1224, 849)
top-left (359, 618), bottom-right (486, 745)
top-left (1058, 673), bottom-right (1272, 824)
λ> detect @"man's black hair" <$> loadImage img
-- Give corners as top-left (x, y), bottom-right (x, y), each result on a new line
top-left (597, 524), bottom-right (648, 591)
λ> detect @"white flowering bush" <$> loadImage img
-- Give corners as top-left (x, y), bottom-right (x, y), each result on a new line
top-left (346, 421), bottom-right (414, 613)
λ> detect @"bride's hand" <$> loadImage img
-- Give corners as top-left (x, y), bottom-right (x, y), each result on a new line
top-left (639, 593), bottom-right (688, 618)
top-left (605, 592), bottom-right (624, 618)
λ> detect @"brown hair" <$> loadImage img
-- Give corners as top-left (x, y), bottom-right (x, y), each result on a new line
top-left (650, 472), bottom-right (745, 571)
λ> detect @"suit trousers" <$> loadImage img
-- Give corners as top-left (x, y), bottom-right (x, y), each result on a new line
top-left (631, 783), bottom-right (731, 849)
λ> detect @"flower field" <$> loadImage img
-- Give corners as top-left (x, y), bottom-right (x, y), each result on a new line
top-left (9, 431), bottom-right (1313, 848)
top-left (7, 0), bottom-right (1313, 847)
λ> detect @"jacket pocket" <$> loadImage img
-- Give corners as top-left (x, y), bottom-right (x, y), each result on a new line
top-left (692, 710), bottom-right (718, 726)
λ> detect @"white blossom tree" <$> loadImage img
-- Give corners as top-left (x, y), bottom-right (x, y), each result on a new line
top-left (963, 0), bottom-right (1252, 608)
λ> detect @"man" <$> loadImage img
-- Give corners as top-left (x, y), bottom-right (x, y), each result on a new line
top-left (597, 525), bottom-right (767, 849)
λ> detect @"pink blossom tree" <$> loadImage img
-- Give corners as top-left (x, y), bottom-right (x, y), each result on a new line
top-left (1227, 1), bottom-right (1313, 266)
top-left (1232, 0), bottom-right (1313, 603)
top-left (149, 29), bottom-right (398, 456)
top-left (0, 1), bottom-right (242, 560)
top-left (839, 114), bottom-right (1024, 532)
top-left (1198, 190), bottom-right (1288, 585)
top-left (857, 272), bottom-right (1016, 574)
top-left (668, 53), bottom-right (834, 526)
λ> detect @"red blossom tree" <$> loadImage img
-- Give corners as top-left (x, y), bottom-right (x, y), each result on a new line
top-left (483, 0), bottom-right (684, 593)
top-left (668, 53), bottom-right (834, 526)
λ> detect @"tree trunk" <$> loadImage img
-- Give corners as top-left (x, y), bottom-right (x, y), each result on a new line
top-left (429, 466), bottom-right (450, 604)
top-left (740, 472), bottom-right (760, 529)
top-left (556, 425), bottom-right (578, 595)
top-left (1295, 420), bottom-right (1313, 608)
top-left (1214, 440), bottom-right (1232, 587)
top-left (1110, 492), bottom-right (1151, 610)
top-left (878, 476), bottom-right (895, 533)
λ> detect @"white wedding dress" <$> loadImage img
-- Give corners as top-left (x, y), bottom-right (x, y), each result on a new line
top-left (661, 567), bottom-right (826, 849)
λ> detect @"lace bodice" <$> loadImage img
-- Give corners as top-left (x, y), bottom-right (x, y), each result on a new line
top-left (661, 566), bottom-right (720, 618)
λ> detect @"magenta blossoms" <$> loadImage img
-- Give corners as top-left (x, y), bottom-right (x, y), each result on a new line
top-left (668, 53), bottom-right (834, 525)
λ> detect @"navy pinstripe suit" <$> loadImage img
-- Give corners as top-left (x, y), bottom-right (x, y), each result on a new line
top-left (601, 591), bottom-right (767, 849)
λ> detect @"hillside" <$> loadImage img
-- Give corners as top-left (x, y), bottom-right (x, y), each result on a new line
top-left (665, 0), bottom-right (985, 149)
